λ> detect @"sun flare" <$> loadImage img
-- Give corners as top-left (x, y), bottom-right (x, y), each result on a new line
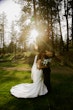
top-left (27, 29), bottom-right (38, 46)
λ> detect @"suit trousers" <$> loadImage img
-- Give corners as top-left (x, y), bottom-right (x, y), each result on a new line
top-left (43, 67), bottom-right (51, 92)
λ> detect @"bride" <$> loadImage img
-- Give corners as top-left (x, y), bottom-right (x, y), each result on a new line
top-left (10, 54), bottom-right (48, 98)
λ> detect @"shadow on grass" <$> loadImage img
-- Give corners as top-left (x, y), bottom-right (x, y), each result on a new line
top-left (0, 94), bottom-right (51, 110)
top-left (49, 71), bottom-right (73, 110)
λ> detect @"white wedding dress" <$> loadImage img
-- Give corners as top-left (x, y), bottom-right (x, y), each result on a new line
top-left (10, 55), bottom-right (48, 98)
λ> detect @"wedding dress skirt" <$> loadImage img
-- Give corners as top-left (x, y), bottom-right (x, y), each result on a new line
top-left (10, 56), bottom-right (48, 98)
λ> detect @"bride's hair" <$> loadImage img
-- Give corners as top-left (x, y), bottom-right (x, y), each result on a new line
top-left (37, 53), bottom-right (42, 62)
top-left (37, 52), bottom-right (49, 62)
top-left (37, 52), bottom-right (47, 61)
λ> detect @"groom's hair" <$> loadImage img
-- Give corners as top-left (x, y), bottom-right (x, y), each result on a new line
top-left (42, 53), bottom-right (49, 59)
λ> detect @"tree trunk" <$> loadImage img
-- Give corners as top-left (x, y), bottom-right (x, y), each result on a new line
top-left (64, 0), bottom-right (69, 51)
top-left (2, 24), bottom-right (5, 54)
top-left (72, 3), bottom-right (73, 47)
top-left (32, 0), bottom-right (37, 26)
top-left (51, 7), bottom-right (54, 51)
top-left (57, 5), bottom-right (64, 53)
top-left (46, 0), bottom-right (50, 37)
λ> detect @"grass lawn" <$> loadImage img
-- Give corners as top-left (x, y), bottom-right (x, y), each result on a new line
top-left (0, 62), bottom-right (73, 110)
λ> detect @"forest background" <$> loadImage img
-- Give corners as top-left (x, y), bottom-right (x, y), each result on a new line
top-left (0, 0), bottom-right (73, 110)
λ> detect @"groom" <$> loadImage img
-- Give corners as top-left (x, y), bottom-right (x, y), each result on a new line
top-left (42, 51), bottom-right (52, 93)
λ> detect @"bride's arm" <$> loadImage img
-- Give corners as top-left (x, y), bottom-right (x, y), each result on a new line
top-left (37, 59), bottom-right (48, 69)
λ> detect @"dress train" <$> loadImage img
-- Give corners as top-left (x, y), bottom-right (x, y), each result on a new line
top-left (10, 55), bottom-right (48, 98)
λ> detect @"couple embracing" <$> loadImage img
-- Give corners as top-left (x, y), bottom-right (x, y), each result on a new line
top-left (37, 51), bottom-right (51, 92)
top-left (10, 51), bottom-right (52, 98)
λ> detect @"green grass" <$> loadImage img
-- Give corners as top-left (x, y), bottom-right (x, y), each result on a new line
top-left (0, 61), bottom-right (31, 68)
top-left (0, 62), bottom-right (73, 110)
